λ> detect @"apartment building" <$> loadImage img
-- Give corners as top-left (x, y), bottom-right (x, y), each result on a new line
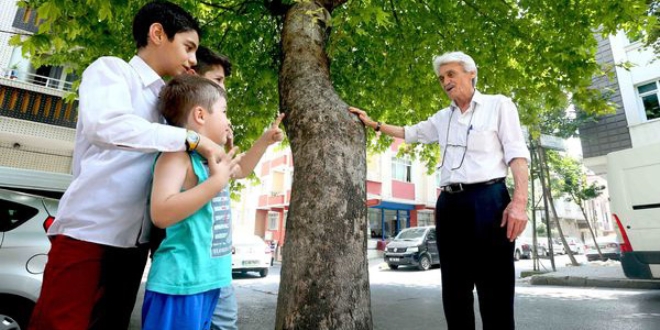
top-left (0, 0), bottom-right (76, 194)
top-left (580, 31), bottom-right (660, 175)
top-left (232, 138), bottom-right (442, 248)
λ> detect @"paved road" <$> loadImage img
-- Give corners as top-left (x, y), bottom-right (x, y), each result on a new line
top-left (130, 256), bottom-right (660, 330)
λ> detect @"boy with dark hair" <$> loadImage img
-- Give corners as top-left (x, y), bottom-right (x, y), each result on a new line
top-left (29, 2), bottom-right (228, 329)
top-left (194, 45), bottom-right (232, 88)
top-left (142, 74), bottom-right (238, 330)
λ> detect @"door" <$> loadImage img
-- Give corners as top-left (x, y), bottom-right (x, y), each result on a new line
top-left (426, 228), bottom-right (440, 264)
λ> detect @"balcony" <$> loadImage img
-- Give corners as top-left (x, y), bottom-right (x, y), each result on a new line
top-left (1, 69), bottom-right (77, 128)
top-left (0, 70), bottom-right (76, 174)
top-left (391, 180), bottom-right (415, 200)
top-left (258, 191), bottom-right (287, 209)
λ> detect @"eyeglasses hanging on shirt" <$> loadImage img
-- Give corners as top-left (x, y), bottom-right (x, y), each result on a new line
top-left (439, 107), bottom-right (475, 170)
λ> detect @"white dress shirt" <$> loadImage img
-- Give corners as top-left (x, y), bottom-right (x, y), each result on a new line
top-left (50, 56), bottom-right (187, 247)
top-left (404, 91), bottom-right (530, 187)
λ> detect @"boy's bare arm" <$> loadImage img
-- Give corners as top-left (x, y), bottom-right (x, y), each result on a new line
top-left (150, 149), bottom-right (237, 228)
top-left (234, 113), bottom-right (285, 179)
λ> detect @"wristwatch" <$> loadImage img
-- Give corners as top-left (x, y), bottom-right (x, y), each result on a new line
top-left (185, 130), bottom-right (200, 152)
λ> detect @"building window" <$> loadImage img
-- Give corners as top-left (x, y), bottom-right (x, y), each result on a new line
top-left (22, 8), bottom-right (32, 23)
top-left (272, 171), bottom-right (284, 195)
top-left (391, 157), bottom-right (412, 182)
top-left (637, 81), bottom-right (660, 121)
top-left (268, 212), bottom-right (279, 230)
top-left (368, 208), bottom-right (383, 238)
top-left (418, 211), bottom-right (433, 227)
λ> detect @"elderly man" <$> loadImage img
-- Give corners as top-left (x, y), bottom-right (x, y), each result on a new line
top-left (350, 51), bottom-right (529, 330)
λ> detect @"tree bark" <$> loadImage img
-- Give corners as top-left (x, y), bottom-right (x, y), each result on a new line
top-left (275, 1), bottom-right (372, 329)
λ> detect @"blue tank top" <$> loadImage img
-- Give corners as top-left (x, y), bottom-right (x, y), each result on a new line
top-left (146, 152), bottom-right (232, 295)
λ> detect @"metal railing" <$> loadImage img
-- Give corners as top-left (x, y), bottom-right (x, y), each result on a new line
top-left (1, 67), bottom-right (74, 92)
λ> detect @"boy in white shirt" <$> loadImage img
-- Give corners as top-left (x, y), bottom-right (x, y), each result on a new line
top-left (30, 2), bottom-right (228, 329)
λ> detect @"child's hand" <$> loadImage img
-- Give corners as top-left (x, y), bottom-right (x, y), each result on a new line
top-left (225, 125), bottom-right (234, 152)
top-left (208, 146), bottom-right (240, 183)
top-left (263, 113), bottom-right (285, 145)
top-left (229, 153), bottom-right (244, 179)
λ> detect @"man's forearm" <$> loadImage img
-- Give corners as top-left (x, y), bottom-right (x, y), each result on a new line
top-left (364, 120), bottom-right (405, 139)
top-left (510, 158), bottom-right (529, 205)
top-left (379, 123), bottom-right (405, 139)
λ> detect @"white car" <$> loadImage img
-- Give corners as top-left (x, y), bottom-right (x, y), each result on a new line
top-left (564, 236), bottom-right (585, 254)
top-left (0, 188), bottom-right (58, 330)
top-left (231, 235), bottom-right (272, 278)
top-left (585, 238), bottom-right (621, 262)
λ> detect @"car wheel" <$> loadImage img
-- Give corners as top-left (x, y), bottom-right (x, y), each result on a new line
top-left (514, 249), bottom-right (521, 261)
top-left (388, 264), bottom-right (398, 270)
top-left (259, 268), bottom-right (269, 278)
top-left (0, 297), bottom-right (34, 330)
top-left (418, 254), bottom-right (431, 271)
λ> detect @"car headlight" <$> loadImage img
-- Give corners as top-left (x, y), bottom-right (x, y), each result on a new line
top-left (407, 247), bottom-right (419, 253)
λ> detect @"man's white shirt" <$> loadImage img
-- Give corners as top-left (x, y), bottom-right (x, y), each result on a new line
top-left (404, 91), bottom-right (530, 187)
top-left (50, 56), bottom-right (187, 247)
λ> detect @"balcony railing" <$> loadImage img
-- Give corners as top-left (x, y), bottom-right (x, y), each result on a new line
top-left (1, 67), bottom-right (74, 92)
top-left (0, 73), bottom-right (78, 128)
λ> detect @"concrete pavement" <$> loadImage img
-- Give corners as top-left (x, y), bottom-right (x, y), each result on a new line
top-left (128, 250), bottom-right (659, 329)
top-left (372, 245), bottom-right (660, 290)
top-left (526, 259), bottom-right (660, 290)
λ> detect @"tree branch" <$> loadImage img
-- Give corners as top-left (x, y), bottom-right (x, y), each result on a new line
top-left (199, 0), bottom-right (238, 11)
top-left (462, 0), bottom-right (525, 40)
top-left (264, 0), bottom-right (290, 16)
top-left (389, 0), bottom-right (401, 27)
top-left (199, 0), bottom-right (262, 14)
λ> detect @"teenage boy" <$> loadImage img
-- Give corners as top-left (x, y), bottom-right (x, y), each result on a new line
top-left (29, 2), bottom-right (227, 330)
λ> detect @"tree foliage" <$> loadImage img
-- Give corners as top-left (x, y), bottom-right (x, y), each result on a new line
top-left (546, 150), bottom-right (605, 205)
top-left (13, 0), bottom-right (655, 153)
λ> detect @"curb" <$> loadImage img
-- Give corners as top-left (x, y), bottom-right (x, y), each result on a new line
top-left (529, 275), bottom-right (660, 290)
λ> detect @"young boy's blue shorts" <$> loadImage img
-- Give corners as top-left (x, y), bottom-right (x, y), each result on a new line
top-left (142, 288), bottom-right (221, 330)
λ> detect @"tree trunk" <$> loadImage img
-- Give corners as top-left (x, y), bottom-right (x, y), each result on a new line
top-left (540, 148), bottom-right (579, 266)
top-left (577, 200), bottom-right (604, 259)
top-left (275, 2), bottom-right (373, 330)
top-left (534, 145), bottom-right (556, 271)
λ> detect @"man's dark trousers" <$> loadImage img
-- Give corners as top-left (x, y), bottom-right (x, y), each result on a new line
top-left (435, 181), bottom-right (515, 330)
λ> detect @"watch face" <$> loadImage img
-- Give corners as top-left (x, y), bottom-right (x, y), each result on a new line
top-left (187, 131), bottom-right (200, 143)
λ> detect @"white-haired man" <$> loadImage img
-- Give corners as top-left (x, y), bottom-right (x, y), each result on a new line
top-left (350, 51), bottom-right (529, 330)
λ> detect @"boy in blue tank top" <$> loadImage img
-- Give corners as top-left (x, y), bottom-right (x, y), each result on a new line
top-left (142, 74), bottom-right (237, 330)
top-left (143, 74), bottom-right (284, 330)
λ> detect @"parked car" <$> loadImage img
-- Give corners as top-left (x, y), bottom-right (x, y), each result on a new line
top-left (0, 188), bottom-right (57, 330)
top-left (383, 226), bottom-right (439, 271)
top-left (514, 239), bottom-right (532, 261)
top-left (564, 236), bottom-right (585, 254)
top-left (536, 237), bottom-right (564, 255)
top-left (585, 238), bottom-right (621, 262)
top-left (552, 239), bottom-right (566, 255)
top-left (232, 235), bottom-right (272, 277)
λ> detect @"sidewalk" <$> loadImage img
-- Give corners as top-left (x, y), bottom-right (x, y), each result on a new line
top-left (526, 260), bottom-right (660, 290)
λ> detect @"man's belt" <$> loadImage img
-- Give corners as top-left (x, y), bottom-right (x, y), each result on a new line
top-left (441, 177), bottom-right (505, 194)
